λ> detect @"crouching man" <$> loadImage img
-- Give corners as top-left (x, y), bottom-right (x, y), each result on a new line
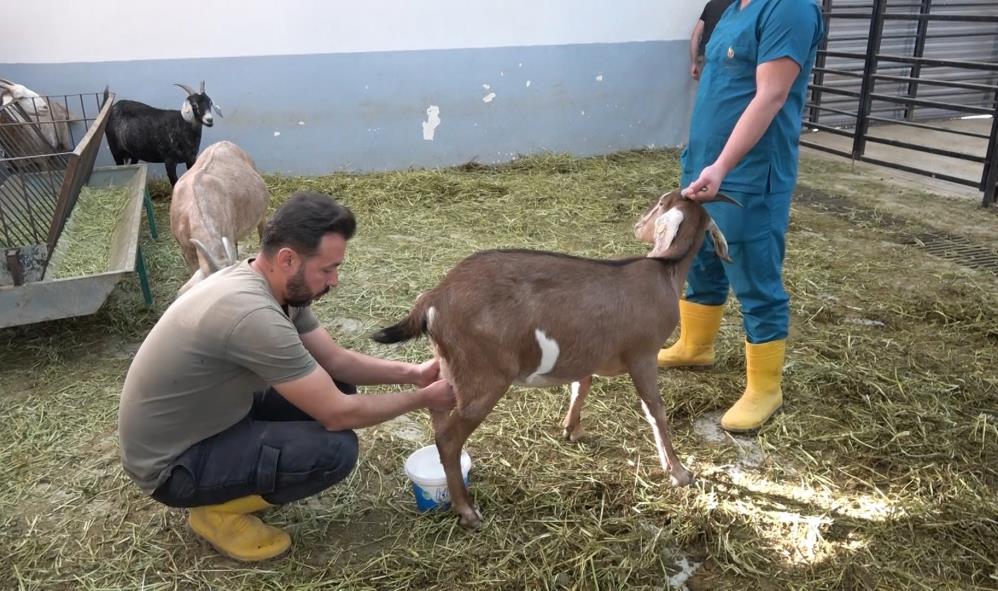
top-left (118, 192), bottom-right (455, 561)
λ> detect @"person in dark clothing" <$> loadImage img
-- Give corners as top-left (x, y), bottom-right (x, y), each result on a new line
top-left (690, 0), bottom-right (739, 80)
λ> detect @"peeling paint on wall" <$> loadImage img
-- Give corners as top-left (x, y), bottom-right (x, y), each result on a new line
top-left (483, 92), bottom-right (496, 103)
top-left (422, 105), bottom-right (441, 141)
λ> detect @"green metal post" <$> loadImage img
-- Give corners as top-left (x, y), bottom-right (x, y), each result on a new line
top-left (143, 189), bottom-right (158, 240)
top-left (135, 246), bottom-right (153, 306)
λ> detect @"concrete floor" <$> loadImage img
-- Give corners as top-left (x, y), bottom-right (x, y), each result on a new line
top-left (801, 116), bottom-right (993, 202)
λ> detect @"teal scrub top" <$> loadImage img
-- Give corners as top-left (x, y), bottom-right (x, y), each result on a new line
top-left (681, 0), bottom-right (824, 195)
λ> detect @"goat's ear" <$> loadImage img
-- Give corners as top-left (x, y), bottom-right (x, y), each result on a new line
top-left (212, 103), bottom-right (224, 118)
top-left (706, 218), bottom-right (732, 263)
top-left (180, 100), bottom-right (195, 123)
top-left (647, 209), bottom-right (687, 258)
top-left (634, 190), bottom-right (679, 242)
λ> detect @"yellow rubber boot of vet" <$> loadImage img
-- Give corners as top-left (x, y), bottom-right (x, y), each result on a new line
top-left (188, 495), bottom-right (291, 562)
top-left (721, 340), bottom-right (786, 433)
top-left (657, 300), bottom-right (724, 368)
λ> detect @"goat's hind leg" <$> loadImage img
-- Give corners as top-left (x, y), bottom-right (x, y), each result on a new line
top-left (431, 377), bottom-right (509, 530)
top-left (562, 375), bottom-right (592, 442)
top-left (629, 357), bottom-right (693, 486)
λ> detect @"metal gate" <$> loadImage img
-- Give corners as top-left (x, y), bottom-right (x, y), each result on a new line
top-left (803, 0), bottom-right (998, 207)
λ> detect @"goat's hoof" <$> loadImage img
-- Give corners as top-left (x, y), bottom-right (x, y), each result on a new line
top-left (562, 427), bottom-right (584, 443)
top-left (457, 507), bottom-right (483, 530)
top-left (669, 468), bottom-right (695, 487)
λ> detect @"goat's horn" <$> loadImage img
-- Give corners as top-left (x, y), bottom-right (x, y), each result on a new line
top-left (174, 83), bottom-right (195, 96)
top-left (222, 236), bottom-right (237, 265)
top-left (706, 218), bottom-right (732, 263)
top-left (0, 78), bottom-right (14, 88)
top-left (713, 192), bottom-right (743, 207)
top-left (191, 238), bottom-right (222, 273)
top-left (199, 80), bottom-right (205, 94)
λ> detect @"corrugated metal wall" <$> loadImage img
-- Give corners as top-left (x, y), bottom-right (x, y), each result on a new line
top-left (808, 0), bottom-right (998, 128)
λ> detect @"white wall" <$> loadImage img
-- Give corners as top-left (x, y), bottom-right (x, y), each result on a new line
top-left (2, 0), bottom-right (703, 63)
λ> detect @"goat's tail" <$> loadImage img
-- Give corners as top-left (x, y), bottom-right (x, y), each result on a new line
top-left (371, 296), bottom-right (431, 344)
top-left (101, 86), bottom-right (111, 108)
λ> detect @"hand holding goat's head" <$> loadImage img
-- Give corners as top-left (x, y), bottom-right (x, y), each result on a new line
top-left (633, 189), bottom-right (740, 262)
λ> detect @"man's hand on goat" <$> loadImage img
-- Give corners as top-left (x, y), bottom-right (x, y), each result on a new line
top-left (683, 163), bottom-right (728, 202)
top-left (411, 358), bottom-right (441, 387)
top-left (420, 379), bottom-right (456, 412)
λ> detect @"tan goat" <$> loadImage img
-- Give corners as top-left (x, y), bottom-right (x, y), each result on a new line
top-left (373, 190), bottom-right (739, 528)
top-left (170, 141), bottom-right (268, 293)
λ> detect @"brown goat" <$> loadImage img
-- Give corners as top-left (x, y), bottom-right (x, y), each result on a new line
top-left (373, 190), bottom-right (739, 528)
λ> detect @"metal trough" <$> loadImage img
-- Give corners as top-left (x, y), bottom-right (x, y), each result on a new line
top-left (0, 164), bottom-right (156, 329)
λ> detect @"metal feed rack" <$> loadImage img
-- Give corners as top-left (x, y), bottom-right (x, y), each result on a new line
top-left (0, 164), bottom-right (158, 328)
top-left (0, 90), bottom-right (160, 328)
top-left (1, 90), bottom-right (115, 283)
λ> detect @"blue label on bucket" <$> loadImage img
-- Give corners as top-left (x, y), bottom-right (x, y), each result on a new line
top-left (412, 475), bottom-right (470, 512)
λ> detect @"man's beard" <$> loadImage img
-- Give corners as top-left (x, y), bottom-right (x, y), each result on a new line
top-left (285, 267), bottom-right (329, 307)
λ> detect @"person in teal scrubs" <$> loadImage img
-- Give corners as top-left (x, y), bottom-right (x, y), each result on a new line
top-left (660, 0), bottom-right (824, 432)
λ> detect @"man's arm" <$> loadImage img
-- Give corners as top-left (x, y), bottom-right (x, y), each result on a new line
top-left (300, 326), bottom-right (436, 386)
top-left (274, 365), bottom-right (454, 431)
top-left (690, 20), bottom-right (705, 79)
top-left (683, 57), bottom-right (800, 200)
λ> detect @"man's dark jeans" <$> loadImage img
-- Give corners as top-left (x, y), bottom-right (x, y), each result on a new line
top-left (152, 383), bottom-right (359, 507)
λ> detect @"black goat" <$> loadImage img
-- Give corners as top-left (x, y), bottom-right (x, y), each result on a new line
top-left (103, 81), bottom-right (222, 185)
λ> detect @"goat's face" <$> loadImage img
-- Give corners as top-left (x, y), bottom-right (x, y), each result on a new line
top-left (634, 190), bottom-right (733, 262)
top-left (177, 81), bottom-right (222, 127)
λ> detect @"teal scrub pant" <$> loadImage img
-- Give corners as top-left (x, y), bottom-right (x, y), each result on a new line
top-left (684, 190), bottom-right (792, 344)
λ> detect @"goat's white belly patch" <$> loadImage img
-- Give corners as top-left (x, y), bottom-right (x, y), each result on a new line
top-left (521, 329), bottom-right (560, 386)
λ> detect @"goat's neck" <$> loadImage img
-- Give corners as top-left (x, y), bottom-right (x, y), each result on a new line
top-left (658, 235), bottom-right (706, 296)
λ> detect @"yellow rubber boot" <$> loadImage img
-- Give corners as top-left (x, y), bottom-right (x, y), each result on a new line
top-left (188, 495), bottom-right (291, 562)
top-left (721, 340), bottom-right (785, 432)
top-left (657, 300), bottom-right (724, 368)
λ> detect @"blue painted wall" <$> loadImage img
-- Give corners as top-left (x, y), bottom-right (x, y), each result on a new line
top-left (3, 41), bottom-right (694, 175)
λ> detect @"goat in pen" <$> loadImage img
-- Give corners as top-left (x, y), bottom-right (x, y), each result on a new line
top-left (373, 190), bottom-right (740, 528)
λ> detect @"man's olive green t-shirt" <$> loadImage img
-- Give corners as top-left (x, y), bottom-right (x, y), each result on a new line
top-left (118, 260), bottom-right (320, 494)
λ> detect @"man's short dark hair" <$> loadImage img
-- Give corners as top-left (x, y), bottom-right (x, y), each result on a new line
top-left (261, 191), bottom-right (356, 258)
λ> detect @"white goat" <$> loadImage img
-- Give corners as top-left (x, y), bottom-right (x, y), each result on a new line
top-left (170, 141), bottom-right (268, 294)
top-left (372, 190), bottom-right (739, 529)
top-left (0, 78), bottom-right (73, 151)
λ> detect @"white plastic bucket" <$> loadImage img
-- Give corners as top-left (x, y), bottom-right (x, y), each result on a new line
top-left (403, 444), bottom-right (472, 512)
